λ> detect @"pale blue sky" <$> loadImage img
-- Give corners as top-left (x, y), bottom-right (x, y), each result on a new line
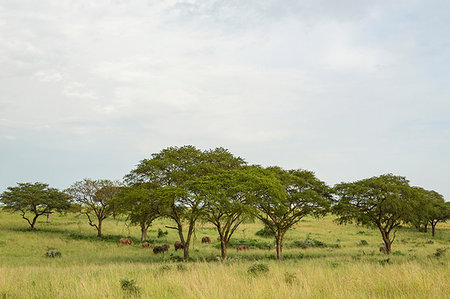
top-left (1, 0), bottom-right (449, 199)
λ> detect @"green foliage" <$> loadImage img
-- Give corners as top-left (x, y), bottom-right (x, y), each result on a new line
top-left (432, 248), bottom-right (447, 258)
top-left (284, 271), bottom-right (297, 284)
top-left (157, 228), bottom-right (168, 238)
top-left (176, 264), bottom-right (187, 271)
top-left (45, 248), bottom-right (61, 258)
top-left (0, 182), bottom-right (70, 229)
top-left (255, 226), bottom-right (273, 238)
top-left (290, 235), bottom-right (327, 249)
top-left (358, 240), bottom-right (369, 246)
top-left (247, 263), bottom-right (269, 276)
top-left (120, 279), bottom-right (140, 296)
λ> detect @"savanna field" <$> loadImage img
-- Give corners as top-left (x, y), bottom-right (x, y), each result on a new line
top-left (0, 212), bottom-right (448, 298)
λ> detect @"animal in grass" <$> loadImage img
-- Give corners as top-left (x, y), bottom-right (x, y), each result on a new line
top-left (162, 243), bottom-right (170, 251)
top-left (153, 246), bottom-right (165, 254)
top-left (174, 241), bottom-right (184, 251)
top-left (119, 238), bottom-right (133, 245)
top-left (236, 245), bottom-right (250, 251)
top-left (201, 236), bottom-right (211, 243)
top-left (379, 246), bottom-right (388, 254)
top-left (142, 242), bottom-right (154, 248)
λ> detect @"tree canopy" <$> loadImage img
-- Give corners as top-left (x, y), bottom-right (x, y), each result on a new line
top-left (0, 182), bottom-right (70, 229)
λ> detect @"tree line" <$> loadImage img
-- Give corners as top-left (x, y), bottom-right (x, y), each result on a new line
top-left (1, 146), bottom-right (449, 260)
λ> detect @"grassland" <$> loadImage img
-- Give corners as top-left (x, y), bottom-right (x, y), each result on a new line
top-left (0, 212), bottom-right (449, 298)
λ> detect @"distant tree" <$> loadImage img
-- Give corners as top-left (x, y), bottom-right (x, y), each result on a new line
top-left (407, 187), bottom-right (432, 232)
top-left (0, 182), bottom-right (70, 230)
top-left (113, 183), bottom-right (161, 241)
top-left (66, 179), bottom-right (121, 238)
top-left (420, 190), bottom-right (449, 237)
top-left (249, 166), bottom-right (332, 260)
top-left (333, 174), bottom-right (417, 254)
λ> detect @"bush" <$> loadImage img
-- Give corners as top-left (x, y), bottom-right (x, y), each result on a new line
top-left (214, 238), bottom-right (273, 250)
top-left (247, 263), bottom-right (269, 276)
top-left (290, 235), bottom-right (327, 249)
top-left (392, 250), bottom-right (405, 256)
top-left (120, 279), bottom-right (140, 296)
top-left (255, 226), bottom-right (273, 238)
top-left (432, 248), bottom-right (447, 258)
top-left (358, 240), bottom-right (369, 246)
top-left (45, 248), bottom-right (61, 258)
top-left (426, 239), bottom-right (434, 244)
top-left (176, 264), bottom-right (187, 271)
top-left (284, 271), bottom-right (297, 284)
top-left (379, 258), bottom-right (392, 265)
top-left (157, 228), bottom-right (168, 238)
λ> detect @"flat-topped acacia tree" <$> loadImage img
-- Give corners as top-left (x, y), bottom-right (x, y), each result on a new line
top-left (333, 174), bottom-right (417, 254)
top-left (249, 166), bottom-right (332, 260)
top-left (125, 145), bottom-right (245, 260)
top-left (67, 179), bottom-right (121, 238)
top-left (0, 182), bottom-right (70, 230)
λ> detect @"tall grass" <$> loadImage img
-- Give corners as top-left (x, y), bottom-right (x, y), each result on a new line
top-left (0, 212), bottom-right (448, 298)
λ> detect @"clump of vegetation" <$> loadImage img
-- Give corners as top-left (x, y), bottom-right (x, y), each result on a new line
top-left (45, 248), bottom-right (61, 258)
top-left (290, 234), bottom-right (327, 249)
top-left (426, 239), bottom-right (434, 244)
top-left (176, 264), bottom-right (187, 271)
top-left (284, 271), bottom-right (297, 284)
top-left (159, 265), bottom-right (171, 272)
top-left (247, 263), bottom-right (269, 276)
top-left (255, 226), bottom-right (273, 238)
top-left (379, 258), bottom-right (392, 265)
top-left (392, 250), bottom-right (405, 256)
top-left (432, 247), bottom-right (447, 258)
top-left (157, 228), bottom-right (168, 238)
top-left (358, 240), bottom-right (369, 246)
top-left (120, 279), bottom-right (140, 297)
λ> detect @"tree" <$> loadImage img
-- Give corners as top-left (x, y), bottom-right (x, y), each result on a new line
top-left (125, 145), bottom-right (245, 260)
top-left (420, 190), bottom-right (449, 237)
top-left (66, 179), bottom-right (120, 238)
top-left (113, 183), bottom-right (161, 241)
top-left (249, 166), bottom-right (332, 260)
top-left (0, 182), bottom-right (70, 230)
top-left (333, 174), bottom-right (417, 254)
top-left (187, 168), bottom-right (254, 259)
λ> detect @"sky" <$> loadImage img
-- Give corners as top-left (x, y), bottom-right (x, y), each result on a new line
top-left (0, 0), bottom-right (449, 200)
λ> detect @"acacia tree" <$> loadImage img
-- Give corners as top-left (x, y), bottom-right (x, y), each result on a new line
top-left (113, 183), bottom-right (161, 241)
top-left (333, 174), bottom-right (417, 254)
top-left (187, 168), bottom-right (254, 259)
top-left (126, 145), bottom-right (245, 260)
top-left (421, 190), bottom-right (449, 237)
top-left (0, 182), bottom-right (70, 230)
top-left (67, 179), bottom-right (120, 238)
top-left (250, 166), bottom-right (332, 260)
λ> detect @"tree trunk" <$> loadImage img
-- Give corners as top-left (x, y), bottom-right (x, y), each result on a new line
top-left (140, 224), bottom-right (147, 241)
top-left (220, 238), bottom-right (227, 260)
top-left (46, 214), bottom-right (50, 223)
top-left (30, 215), bottom-right (39, 230)
top-left (275, 232), bottom-right (284, 260)
top-left (431, 224), bottom-right (436, 237)
top-left (184, 224), bottom-right (194, 260)
top-left (424, 223), bottom-right (428, 233)
top-left (380, 230), bottom-right (392, 254)
top-left (97, 219), bottom-right (102, 238)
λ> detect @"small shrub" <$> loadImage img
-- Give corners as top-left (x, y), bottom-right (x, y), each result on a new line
top-left (392, 250), bottom-right (405, 256)
top-left (290, 235), bottom-right (327, 249)
top-left (169, 254), bottom-right (184, 262)
top-left (358, 240), bottom-right (369, 246)
top-left (159, 265), bottom-right (171, 272)
top-left (357, 231), bottom-right (366, 235)
top-left (255, 226), bottom-right (273, 238)
top-left (176, 264), bottom-right (187, 271)
top-left (157, 228), bottom-right (168, 238)
top-left (45, 248), bottom-right (61, 258)
top-left (379, 258), bottom-right (391, 265)
top-left (120, 279), bottom-right (140, 296)
top-left (284, 271), bottom-right (297, 284)
top-left (432, 248), bottom-right (447, 258)
top-left (426, 239), bottom-right (434, 244)
top-left (247, 263), bottom-right (269, 276)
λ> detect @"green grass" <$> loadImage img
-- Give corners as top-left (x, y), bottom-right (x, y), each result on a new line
top-left (0, 212), bottom-right (449, 298)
